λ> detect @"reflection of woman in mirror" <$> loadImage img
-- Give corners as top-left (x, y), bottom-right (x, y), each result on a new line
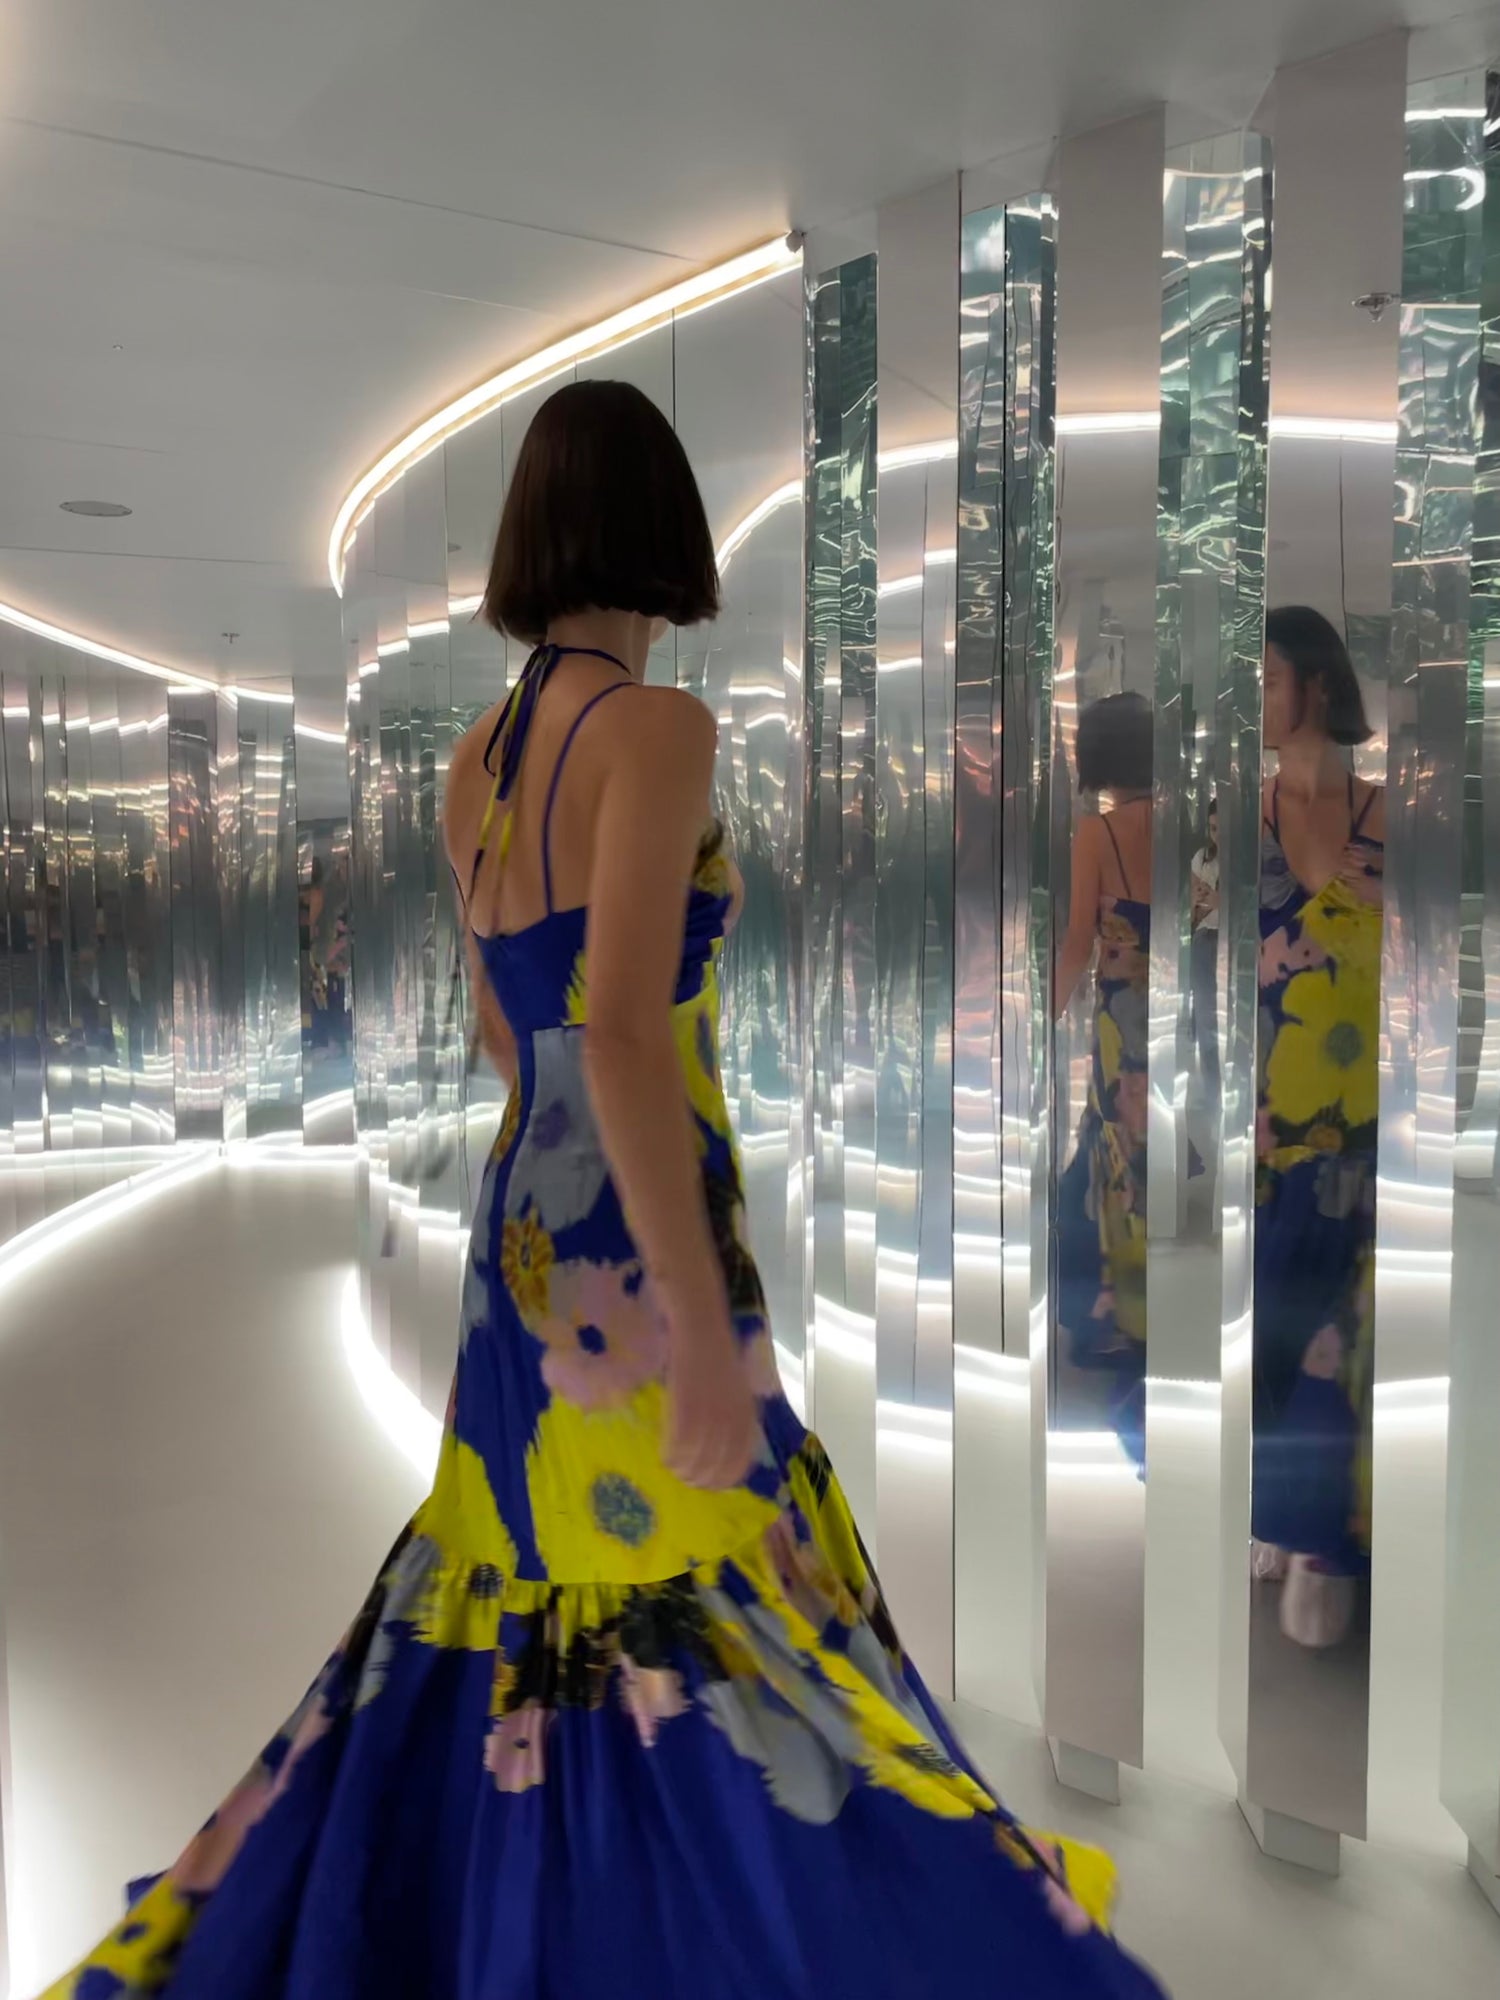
top-left (1254, 606), bottom-right (1383, 1648)
top-left (1190, 799), bottom-right (1220, 1131)
top-left (1053, 691), bottom-right (1153, 1466)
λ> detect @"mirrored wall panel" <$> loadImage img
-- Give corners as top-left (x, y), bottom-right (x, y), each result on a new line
top-left (1155, 128), bottom-right (1270, 1792)
top-left (294, 699), bottom-right (354, 1147)
top-left (871, 178), bottom-right (960, 1692)
top-left (953, 190), bottom-right (1055, 1722)
top-left (804, 248), bottom-right (880, 1544)
top-left (0, 618), bottom-right (300, 1243)
top-left (678, 269), bottom-right (808, 1410)
top-left (1235, 35), bottom-right (1406, 1863)
top-left (1044, 109), bottom-right (1166, 1792)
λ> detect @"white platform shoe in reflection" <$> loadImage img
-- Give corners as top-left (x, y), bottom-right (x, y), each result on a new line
top-left (1250, 1538), bottom-right (1288, 1582)
top-left (1279, 1555), bottom-right (1356, 1648)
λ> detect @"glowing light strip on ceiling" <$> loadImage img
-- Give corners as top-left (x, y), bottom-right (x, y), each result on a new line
top-left (1269, 415), bottom-right (1398, 443)
top-left (0, 599), bottom-right (348, 740)
top-left (715, 436), bottom-right (958, 576)
top-left (0, 598), bottom-right (218, 693)
top-left (328, 234), bottom-right (804, 595)
top-left (1054, 412), bottom-right (1399, 444)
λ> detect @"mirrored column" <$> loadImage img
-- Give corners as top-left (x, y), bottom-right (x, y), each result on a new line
top-left (953, 191), bottom-right (1055, 1721)
top-left (873, 177), bottom-right (959, 1692)
top-left (238, 688), bottom-right (301, 1138)
top-left (1443, 74), bottom-right (1500, 1912)
top-left (804, 251), bottom-right (880, 1543)
top-left (1152, 133), bottom-right (1270, 1788)
top-left (676, 266), bottom-right (808, 1415)
top-left (1240, 34), bottom-right (1406, 1866)
top-left (1045, 108), bottom-right (1165, 1796)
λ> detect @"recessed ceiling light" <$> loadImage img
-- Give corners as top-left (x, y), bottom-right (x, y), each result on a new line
top-left (61, 499), bottom-right (132, 518)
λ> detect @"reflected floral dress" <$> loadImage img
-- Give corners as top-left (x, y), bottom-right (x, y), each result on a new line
top-left (1252, 779), bottom-right (1382, 1572)
top-left (43, 646), bottom-right (1166, 2000)
top-left (1055, 819), bottom-right (1150, 1468)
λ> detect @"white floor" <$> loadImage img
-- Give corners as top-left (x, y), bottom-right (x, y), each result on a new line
top-left (948, 1701), bottom-right (1499, 1999)
top-left (0, 1156), bottom-right (1496, 1997)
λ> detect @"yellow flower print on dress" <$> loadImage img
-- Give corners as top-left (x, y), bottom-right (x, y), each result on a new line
top-left (1267, 966), bottom-right (1379, 1128)
top-left (525, 1382), bottom-right (778, 1583)
top-left (1097, 1005), bottom-right (1123, 1091)
top-left (36, 1872), bottom-right (196, 1998)
top-left (1098, 908), bottom-right (1147, 984)
top-left (405, 1433), bottom-right (521, 1651)
top-left (500, 1209), bottom-right (554, 1328)
top-left (563, 948), bottom-right (589, 1026)
top-left (493, 1081), bottom-right (522, 1161)
top-left (1298, 884), bottom-right (1382, 982)
top-left (673, 978), bottom-right (732, 1142)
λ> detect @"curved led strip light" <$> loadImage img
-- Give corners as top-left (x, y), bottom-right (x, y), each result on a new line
top-left (0, 598), bottom-right (348, 742)
top-left (715, 435), bottom-right (958, 577)
top-left (0, 597), bottom-right (218, 693)
top-left (329, 235), bottom-right (803, 595)
top-left (339, 1268), bottom-right (442, 1476)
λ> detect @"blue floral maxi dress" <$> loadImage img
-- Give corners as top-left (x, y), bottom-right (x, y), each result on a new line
top-left (1252, 780), bottom-right (1382, 1573)
top-left (43, 649), bottom-right (1167, 2000)
top-left (1055, 819), bottom-right (1151, 1469)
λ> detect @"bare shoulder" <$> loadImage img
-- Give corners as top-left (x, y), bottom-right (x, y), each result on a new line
top-left (1076, 812), bottom-right (1106, 853)
top-left (601, 685), bottom-right (717, 779)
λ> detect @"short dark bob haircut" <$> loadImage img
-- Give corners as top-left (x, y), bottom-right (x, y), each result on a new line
top-left (1264, 604), bottom-right (1372, 746)
top-left (1076, 690), bottom-right (1154, 795)
top-left (482, 379), bottom-right (720, 643)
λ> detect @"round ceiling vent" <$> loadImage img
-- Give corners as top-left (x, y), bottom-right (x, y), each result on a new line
top-left (61, 499), bottom-right (132, 517)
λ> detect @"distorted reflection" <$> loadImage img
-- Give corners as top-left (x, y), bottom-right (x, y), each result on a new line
top-left (1253, 606), bottom-right (1384, 1648)
top-left (1053, 690), bottom-right (1153, 1464)
top-left (299, 825), bottom-right (353, 1091)
top-left (1189, 796), bottom-right (1221, 1150)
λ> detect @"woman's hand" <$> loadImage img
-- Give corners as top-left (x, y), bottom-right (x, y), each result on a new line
top-left (665, 1325), bottom-right (762, 1489)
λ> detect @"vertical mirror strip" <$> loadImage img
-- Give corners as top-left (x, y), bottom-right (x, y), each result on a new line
top-left (1046, 110), bottom-right (1165, 1792)
top-left (805, 255), bottom-right (880, 1536)
top-left (1217, 140), bottom-right (1274, 1805)
top-left (1243, 36), bottom-right (1406, 1860)
top-left (873, 181), bottom-right (959, 1688)
top-left (1380, 75), bottom-right (1483, 1859)
top-left (1154, 135), bottom-right (1271, 1781)
top-left (1443, 69), bottom-right (1500, 1907)
top-left (953, 194), bottom-right (1056, 1716)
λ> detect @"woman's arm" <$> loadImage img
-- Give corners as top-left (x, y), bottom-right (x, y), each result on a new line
top-left (1052, 816), bottom-right (1103, 1016)
top-left (581, 691), bottom-right (759, 1490)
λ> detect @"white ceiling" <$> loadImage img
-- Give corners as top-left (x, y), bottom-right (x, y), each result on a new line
top-left (1, 0), bottom-right (1497, 681)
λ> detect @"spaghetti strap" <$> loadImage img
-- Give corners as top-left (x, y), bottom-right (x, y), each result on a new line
top-left (541, 681), bottom-right (633, 911)
top-left (1349, 775), bottom-right (1378, 838)
top-left (1101, 815), bottom-right (1134, 902)
top-left (463, 643), bottom-right (632, 922)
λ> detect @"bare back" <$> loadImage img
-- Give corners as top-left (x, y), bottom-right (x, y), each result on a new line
top-left (1097, 800), bottom-right (1151, 907)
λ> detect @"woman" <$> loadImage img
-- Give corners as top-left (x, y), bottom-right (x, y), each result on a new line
top-left (43, 383), bottom-right (1164, 1998)
top-left (1189, 799), bottom-right (1221, 1143)
top-left (1253, 606), bottom-right (1383, 1649)
top-left (1052, 692), bottom-right (1154, 1469)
